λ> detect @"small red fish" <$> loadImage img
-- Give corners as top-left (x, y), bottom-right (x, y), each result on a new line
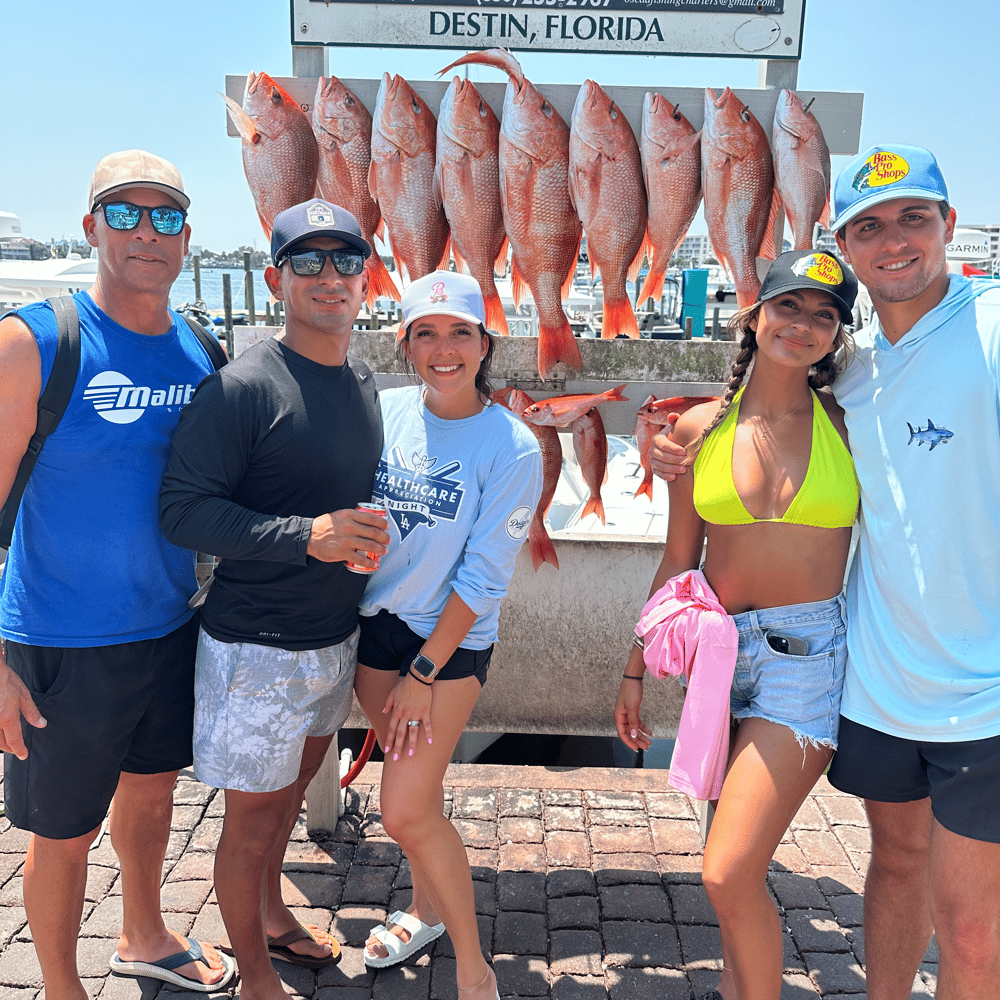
top-left (633, 394), bottom-right (657, 502)
top-left (505, 388), bottom-right (561, 571)
top-left (522, 384), bottom-right (628, 427)
top-left (637, 395), bottom-right (720, 426)
top-left (573, 407), bottom-right (608, 524)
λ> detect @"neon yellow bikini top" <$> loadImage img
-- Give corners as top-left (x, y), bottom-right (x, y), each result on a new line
top-left (693, 387), bottom-right (858, 529)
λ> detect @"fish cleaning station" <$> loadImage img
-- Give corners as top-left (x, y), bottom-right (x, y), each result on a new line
top-left (221, 0), bottom-right (865, 829)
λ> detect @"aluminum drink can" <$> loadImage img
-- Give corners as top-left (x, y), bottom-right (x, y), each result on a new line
top-left (345, 502), bottom-right (388, 574)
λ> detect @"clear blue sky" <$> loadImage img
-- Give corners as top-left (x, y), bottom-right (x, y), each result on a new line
top-left (5, 0), bottom-right (996, 252)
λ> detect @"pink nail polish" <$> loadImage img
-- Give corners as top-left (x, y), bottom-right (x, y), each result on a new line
top-left (393, 753), bottom-right (398, 761)
top-left (427, 738), bottom-right (433, 745)
top-left (408, 749), bottom-right (413, 757)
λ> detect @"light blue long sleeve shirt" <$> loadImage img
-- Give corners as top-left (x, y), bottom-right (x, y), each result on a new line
top-left (359, 387), bottom-right (542, 649)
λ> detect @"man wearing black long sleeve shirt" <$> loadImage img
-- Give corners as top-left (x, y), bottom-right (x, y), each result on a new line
top-left (160, 200), bottom-right (388, 998)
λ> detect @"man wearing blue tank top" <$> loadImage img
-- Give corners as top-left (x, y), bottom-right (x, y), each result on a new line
top-left (0, 151), bottom-right (234, 997)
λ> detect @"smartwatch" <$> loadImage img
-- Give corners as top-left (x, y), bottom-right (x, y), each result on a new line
top-left (409, 653), bottom-right (439, 684)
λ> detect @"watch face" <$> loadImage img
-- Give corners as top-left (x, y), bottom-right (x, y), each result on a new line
top-left (411, 654), bottom-right (436, 679)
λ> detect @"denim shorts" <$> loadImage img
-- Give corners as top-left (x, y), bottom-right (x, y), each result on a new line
top-left (730, 595), bottom-right (847, 750)
top-left (193, 627), bottom-right (357, 794)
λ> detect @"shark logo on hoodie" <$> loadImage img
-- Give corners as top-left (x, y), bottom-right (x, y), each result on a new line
top-left (907, 419), bottom-right (953, 451)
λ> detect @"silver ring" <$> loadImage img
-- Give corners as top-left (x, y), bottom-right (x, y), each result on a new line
top-left (407, 720), bottom-right (420, 727)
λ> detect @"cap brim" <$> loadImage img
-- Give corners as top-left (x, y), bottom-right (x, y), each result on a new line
top-left (759, 283), bottom-right (854, 325)
top-left (403, 303), bottom-right (485, 331)
top-left (91, 182), bottom-right (190, 213)
top-left (831, 186), bottom-right (947, 231)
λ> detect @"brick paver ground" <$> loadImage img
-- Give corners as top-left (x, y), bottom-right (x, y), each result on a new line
top-left (0, 761), bottom-right (938, 998)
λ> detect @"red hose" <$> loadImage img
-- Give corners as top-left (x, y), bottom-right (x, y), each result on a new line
top-left (341, 727), bottom-right (377, 787)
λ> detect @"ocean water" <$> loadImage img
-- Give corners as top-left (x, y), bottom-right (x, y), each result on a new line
top-left (170, 267), bottom-right (270, 314)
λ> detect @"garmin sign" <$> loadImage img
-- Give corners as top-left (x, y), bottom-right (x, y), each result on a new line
top-left (946, 229), bottom-right (990, 261)
top-left (290, 0), bottom-right (805, 57)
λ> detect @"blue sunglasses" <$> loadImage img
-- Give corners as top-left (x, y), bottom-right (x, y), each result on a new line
top-left (101, 201), bottom-right (187, 236)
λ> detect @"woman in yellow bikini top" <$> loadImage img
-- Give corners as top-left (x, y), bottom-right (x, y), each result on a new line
top-left (614, 250), bottom-right (859, 1000)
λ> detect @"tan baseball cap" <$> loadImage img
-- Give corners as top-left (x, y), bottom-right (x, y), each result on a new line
top-left (88, 149), bottom-right (190, 213)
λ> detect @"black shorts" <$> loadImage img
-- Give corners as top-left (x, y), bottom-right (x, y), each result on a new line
top-left (828, 716), bottom-right (1000, 844)
top-left (358, 609), bottom-right (492, 687)
top-left (3, 616), bottom-right (199, 840)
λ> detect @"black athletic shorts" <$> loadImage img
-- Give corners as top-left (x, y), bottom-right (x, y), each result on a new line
top-left (828, 716), bottom-right (1000, 844)
top-left (3, 615), bottom-right (199, 840)
top-left (358, 609), bottom-right (492, 687)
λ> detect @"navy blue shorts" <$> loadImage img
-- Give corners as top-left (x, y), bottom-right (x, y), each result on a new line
top-left (828, 717), bottom-right (1000, 844)
top-left (358, 609), bottom-right (492, 687)
top-left (3, 616), bottom-right (198, 840)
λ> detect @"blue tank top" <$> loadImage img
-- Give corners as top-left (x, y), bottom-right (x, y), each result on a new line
top-left (1, 293), bottom-right (215, 647)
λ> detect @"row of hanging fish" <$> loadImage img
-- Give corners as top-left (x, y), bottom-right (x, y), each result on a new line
top-left (223, 58), bottom-right (831, 380)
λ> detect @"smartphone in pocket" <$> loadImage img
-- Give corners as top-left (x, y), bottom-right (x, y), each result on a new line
top-left (765, 631), bottom-right (809, 656)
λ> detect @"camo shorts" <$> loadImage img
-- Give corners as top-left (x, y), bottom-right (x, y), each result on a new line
top-left (193, 627), bottom-right (357, 794)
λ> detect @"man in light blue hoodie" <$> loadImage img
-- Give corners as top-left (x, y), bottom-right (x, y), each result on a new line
top-left (827, 145), bottom-right (1000, 1000)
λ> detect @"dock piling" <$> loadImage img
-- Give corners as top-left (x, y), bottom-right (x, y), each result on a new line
top-left (222, 273), bottom-right (234, 357)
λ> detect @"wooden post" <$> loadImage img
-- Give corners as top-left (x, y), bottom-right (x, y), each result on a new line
top-left (193, 256), bottom-right (201, 301)
top-left (244, 252), bottom-right (256, 325)
top-left (222, 273), bottom-right (234, 358)
top-left (684, 316), bottom-right (693, 340)
top-left (265, 301), bottom-right (272, 326)
top-left (711, 307), bottom-right (721, 340)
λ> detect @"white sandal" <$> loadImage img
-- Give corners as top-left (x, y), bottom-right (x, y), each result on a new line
top-left (364, 909), bottom-right (446, 968)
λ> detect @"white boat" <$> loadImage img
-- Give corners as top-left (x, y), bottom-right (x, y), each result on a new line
top-left (0, 253), bottom-right (97, 308)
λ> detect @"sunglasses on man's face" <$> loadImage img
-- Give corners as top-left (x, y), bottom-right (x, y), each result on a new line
top-left (100, 202), bottom-right (187, 236)
top-left (282, 248), bottom-right (366, 277)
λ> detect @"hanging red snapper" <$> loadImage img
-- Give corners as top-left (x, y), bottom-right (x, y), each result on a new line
top-left (638, 394), bottom-right (720, 425)
top-left (369, 73), bottom-right (450, 283)
top-left (633, 394), bottom-right (657, 502)
top-left (312, 75), bottom-right (400, 307)
top-left (521, 384), bottom-right (628, 428)
top-left (638, 93), bottom-right (702, 304)
top-left (772, 89), bottom-right (831, 251)
top-left (441, 49), bottom-right (582, 379)
top-left (223, 72), bottom-right (319, 238)
top-left (501, 388), bottom-right (561, 571)
top-left (702, 87), bottom-right (775, 308)
top-left (434, 76), bottom-right (510, 336)
top-left (568, 80), bottom-right (648, 340)
top-left (573, 407), bottom-right (608, 524)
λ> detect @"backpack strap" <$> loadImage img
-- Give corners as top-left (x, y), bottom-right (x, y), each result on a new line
top-left (182, 315), bottom-right (228, 371)
top-left (0, 296), bottom-right (82, 548)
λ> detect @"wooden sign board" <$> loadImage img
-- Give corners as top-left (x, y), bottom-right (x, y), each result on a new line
top-left (289, 0), bottom-right (807, 58)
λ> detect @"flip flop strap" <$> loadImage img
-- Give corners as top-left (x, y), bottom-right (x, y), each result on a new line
top-left (269, 927), bottom-right (313, 948)
top-left (157, 939), bottom-right (205, 972)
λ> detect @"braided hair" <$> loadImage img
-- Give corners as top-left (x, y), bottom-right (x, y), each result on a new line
top-left (684, 301), bottom-right (852, 458)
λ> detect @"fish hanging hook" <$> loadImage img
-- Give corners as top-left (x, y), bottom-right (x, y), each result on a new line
top-left (803, 97), bottom-right (816, 114)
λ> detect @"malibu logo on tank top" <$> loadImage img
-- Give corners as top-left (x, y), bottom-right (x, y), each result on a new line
top-left (82, 371), bottom-right (199, 424)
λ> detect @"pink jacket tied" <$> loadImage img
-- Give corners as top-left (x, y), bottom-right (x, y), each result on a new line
top-left (635, 569), bottom-right (738, 800)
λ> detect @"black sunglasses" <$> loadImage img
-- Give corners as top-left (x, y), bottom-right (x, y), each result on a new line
top-left (282, 248), bottom-right (366, 277)
top-left (101, 201), bottom-right (187, 236)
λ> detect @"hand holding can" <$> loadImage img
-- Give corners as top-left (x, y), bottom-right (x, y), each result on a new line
top-left (346, 502), bottom-right (389, 574)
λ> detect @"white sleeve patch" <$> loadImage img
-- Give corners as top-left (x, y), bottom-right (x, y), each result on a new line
top-left (505, 506), bottom-right (532, 540)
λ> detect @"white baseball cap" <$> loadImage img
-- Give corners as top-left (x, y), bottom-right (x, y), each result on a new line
top-left (401, 271), bottom-right (486, 332)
